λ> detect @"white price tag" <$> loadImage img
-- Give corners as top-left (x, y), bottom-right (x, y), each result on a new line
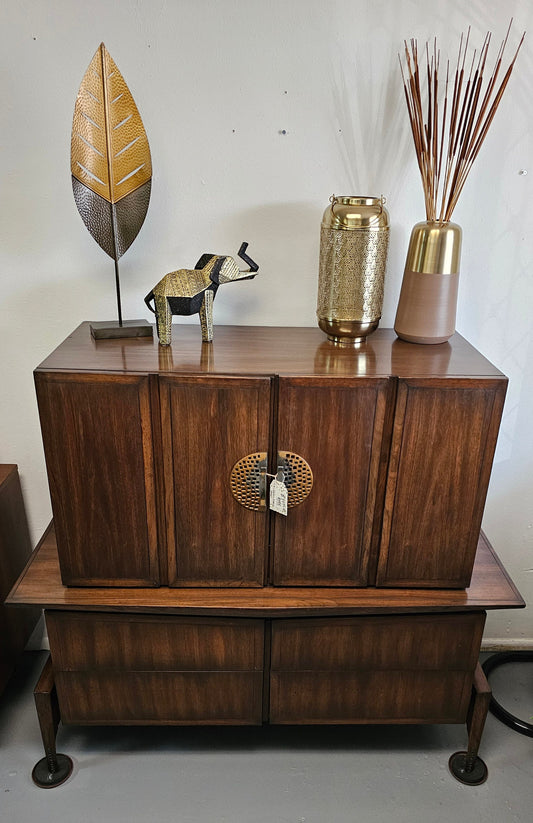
top-left (270, 478), bottom-right (288, 516)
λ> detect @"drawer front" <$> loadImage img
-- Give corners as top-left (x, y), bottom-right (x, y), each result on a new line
top-left (270, 670), bottom-right (472, 723)
top-left (270, 613), bottom-right (484, 724)
top-left (271, 613), bottom-right (484, 672)
top-left (46, 612), bottom-right (264, 671)
top-left (56, 671), bottom-right (263, 724)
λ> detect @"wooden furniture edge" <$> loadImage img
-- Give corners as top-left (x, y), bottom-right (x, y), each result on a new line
top-left (6, 525), bottom-right (525, 617)
top-left (34, 324), bottom-right (506, 380)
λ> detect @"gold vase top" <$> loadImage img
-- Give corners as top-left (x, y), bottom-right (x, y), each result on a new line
top-left (322, 196), bottom-right (389, 230)
top-left (406, 221), bottom-right (462, 275)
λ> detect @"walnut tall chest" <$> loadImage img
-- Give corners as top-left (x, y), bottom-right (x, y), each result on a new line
top-left (8, 324), bottom-right (524, 787)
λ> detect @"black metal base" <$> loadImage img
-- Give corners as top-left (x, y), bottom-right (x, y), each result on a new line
top-left (482, 651), bottom-right (533, 737)
top-left (448, 751), bottom-right (488, 785)
top-left (90, 319), bottom-right (153, 340)
top-left (32, 754), bottom-right (73, 788)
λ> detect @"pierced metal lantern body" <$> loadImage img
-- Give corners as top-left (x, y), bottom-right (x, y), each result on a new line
top-left (317, 196), bottom-right (389, 344)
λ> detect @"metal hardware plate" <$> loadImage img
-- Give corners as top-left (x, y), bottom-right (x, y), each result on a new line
top-left (230, 453), bottom-right (268, 511)
top-left (277, 451), bottom-right (313, 508)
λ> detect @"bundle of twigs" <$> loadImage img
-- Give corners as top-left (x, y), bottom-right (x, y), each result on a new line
top-left (400, 22), bottom-right (525, 223)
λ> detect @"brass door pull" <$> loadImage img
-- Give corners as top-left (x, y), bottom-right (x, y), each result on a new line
top-left (230, 451), bottom-right (313, 511)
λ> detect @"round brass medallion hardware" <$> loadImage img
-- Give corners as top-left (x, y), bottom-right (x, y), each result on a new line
top-left (230, 451), bottom-right (313, 510)
top-left (277, 451), bottom-right (313, 508)
top-left (230, 452), bottom-right (267, 511)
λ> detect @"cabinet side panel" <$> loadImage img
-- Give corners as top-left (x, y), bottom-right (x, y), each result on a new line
top-left (378, 379), bottom-right (506, 587)
top-left (35, 373), bottom-right (158, 586)
top-left (161, 377), bottom-right (270, 586)
top-left (273, 379), bottom-right (389, 585)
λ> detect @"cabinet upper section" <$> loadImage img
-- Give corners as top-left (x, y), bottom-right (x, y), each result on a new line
top-left (35, 323), bottom-right (505, 381)
top-left (34, 325), bottom-right (507, 591)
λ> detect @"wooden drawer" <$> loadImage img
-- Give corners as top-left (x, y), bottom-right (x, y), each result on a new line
top-left (46, 612), bottom-right (264, 671)
top-left (270, 613), bottom-right (484, 724)
top-left (270, 670), bottom-right (473, 723)
top-left (271, 614), bottom-right (484, 671)
top-left (46, 612), bottom-right (265, 725)
top-left (56, 671), bottom-right (263, 725)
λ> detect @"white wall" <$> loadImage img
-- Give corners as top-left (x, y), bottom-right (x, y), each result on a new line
top-left (1, 0), bottom-right (531, 645)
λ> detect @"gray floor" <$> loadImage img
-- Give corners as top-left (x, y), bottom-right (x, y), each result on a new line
top-left (0, 652), bottom-right (531, 823)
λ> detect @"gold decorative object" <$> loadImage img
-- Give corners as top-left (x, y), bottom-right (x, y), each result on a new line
top-left (71, 43), bottom-right (153, 338)
top-left (145, 243), bottom-right (259, 345)
top-left (395, 221), bottom-right (462, 344)
top-left (230, 451), bottom-right (313, 512)
top-left (395, 25), bottom-right (524, 344)
top-left (230, 453), bottom-right (268, 511)
top-left (276, 451), bottom-right (314, 508)
top-left (317, 196), bottom-right (389, 345)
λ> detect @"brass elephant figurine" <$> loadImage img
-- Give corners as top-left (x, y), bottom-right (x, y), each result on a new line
top-left (145, 242), bottom-right (259, 345)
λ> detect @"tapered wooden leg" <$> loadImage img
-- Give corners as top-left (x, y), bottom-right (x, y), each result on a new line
top-left (449, 662), bottom-right (491, 785)
top-left (32, 655), bottom-right (73, 788)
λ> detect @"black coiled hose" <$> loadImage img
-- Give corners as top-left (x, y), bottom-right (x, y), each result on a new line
top-left (482, 651), bottom-right (533, 737)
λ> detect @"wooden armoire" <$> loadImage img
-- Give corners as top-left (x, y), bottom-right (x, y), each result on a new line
top-left (7, 324), bottom-right (524, 787)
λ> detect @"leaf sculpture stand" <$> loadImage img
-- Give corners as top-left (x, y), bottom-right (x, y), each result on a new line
top-left (71, 43), bottom-right (153, 338)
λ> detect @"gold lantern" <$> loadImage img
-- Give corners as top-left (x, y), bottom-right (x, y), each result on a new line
top-left (317, 196), bottom-right (389, 344)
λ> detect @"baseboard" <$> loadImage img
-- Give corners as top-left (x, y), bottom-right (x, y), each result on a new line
top-left (481, 639), bottom-right (533, 651)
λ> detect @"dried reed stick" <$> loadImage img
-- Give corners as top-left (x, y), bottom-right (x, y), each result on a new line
top-left (400, 22), bottom-right (525, 223)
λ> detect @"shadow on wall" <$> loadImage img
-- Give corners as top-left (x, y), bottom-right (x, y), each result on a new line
top-left (328, 5), bottom-right (530, 201)
top-left (330, 50), bottom-right (413, 199)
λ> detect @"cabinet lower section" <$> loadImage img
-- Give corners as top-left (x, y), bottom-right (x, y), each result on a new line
top-left (45, 609), bottom-right (484, 726)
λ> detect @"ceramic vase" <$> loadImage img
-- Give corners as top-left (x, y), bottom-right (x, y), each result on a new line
top-left (394, 221), bottom-right (462, 344)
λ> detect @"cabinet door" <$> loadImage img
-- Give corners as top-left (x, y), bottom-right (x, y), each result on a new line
top-left (35, 372), bottom-right (159, 586)
top-left (272, 377), bottom-right (392, 586)
top-left (377, 378), bottom-right (507, 588)
top-left (160, 376), bottom-right (270, 586)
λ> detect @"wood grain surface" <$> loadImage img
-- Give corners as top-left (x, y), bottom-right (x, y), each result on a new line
top-left (35, 324), bottom-right (505, 379)
top-left (35, 373), bottom-right (159, 586)
top-left (55, 670), bottom-right (264, 725)
top-left (159, 376), bottom-right (270, 586)
top-left (7, 525), bottom-right (524, 616)
top-left (378, 379), bottom-right (507, 587)
top-left (269, 670), bottom-right (473, 724)
top-left (272, 378), bottom-right (391, 585)
top-left (46, 612), bottom-right (264, 671)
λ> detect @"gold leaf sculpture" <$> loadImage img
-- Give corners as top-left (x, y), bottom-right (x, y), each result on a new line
top-left (71, 43), bottom-right (152, 327)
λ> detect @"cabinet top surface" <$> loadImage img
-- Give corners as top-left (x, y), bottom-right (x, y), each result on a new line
top-left (7, 527), bottom-right (524, 617)
top-left (35, 323), bottom-right (505, 379)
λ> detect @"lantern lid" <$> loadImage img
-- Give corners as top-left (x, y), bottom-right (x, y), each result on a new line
top-left (322, 196), bottom-right (389, 230)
